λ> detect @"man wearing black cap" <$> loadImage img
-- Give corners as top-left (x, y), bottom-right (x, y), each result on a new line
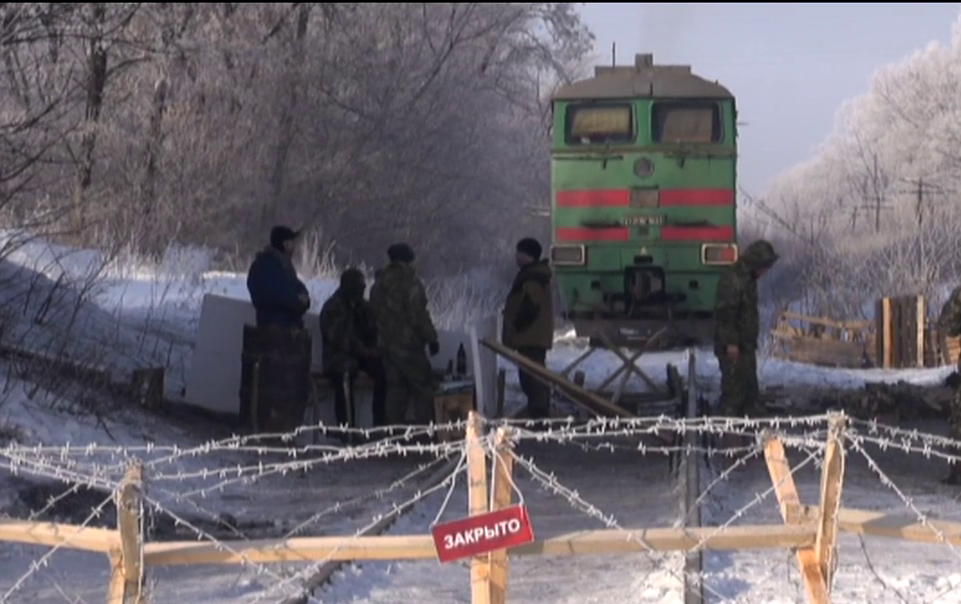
top-left (502, 237), bottom-right (554, 421)
top-left (368, 243), bottom-right (440, 425)
top-left (246, 225), bottom-right (311, 329)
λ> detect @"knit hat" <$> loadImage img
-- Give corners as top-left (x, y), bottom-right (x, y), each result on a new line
top-left (387, 243), bottom-right (416, 263)
top-left (515, 237), bottom-right (542, 260)
top-left (270, 225), bottom-right (300, 250)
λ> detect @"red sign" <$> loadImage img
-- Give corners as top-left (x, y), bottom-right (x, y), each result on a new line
top-left (430, 505), bottom-right (534, 563)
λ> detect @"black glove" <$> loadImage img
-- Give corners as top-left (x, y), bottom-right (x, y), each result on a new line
top-left (428, 341), bottom-right (440, 356)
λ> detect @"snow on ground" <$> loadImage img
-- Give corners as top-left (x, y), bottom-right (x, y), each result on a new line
top-left (1, 232), bottom-right (961, 602)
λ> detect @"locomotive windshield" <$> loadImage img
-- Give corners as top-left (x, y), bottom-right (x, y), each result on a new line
top-left (651, 101), bottom-right (721, 143)
top-left (565, 103), bottom-right (634, 144)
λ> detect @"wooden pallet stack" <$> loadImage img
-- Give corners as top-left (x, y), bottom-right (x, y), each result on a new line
top-left (771, 294), bottom-right (960, 370)
top-left (874, 296), bottom-right (925, 369)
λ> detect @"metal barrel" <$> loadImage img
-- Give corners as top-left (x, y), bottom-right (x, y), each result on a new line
top-left (239, 324), bottom-right (313, 432)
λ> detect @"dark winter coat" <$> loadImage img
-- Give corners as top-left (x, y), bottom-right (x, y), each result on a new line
top-left (368, 262), bottom-right (438, 354)
top-left (713, 239), bottom-right (779, 354)
top-left (502, 259), bottom-right (554, 350)
top-left (246, 247), bottom-right (310, 329)
top-left (319, 288), bottom-right (377, 374)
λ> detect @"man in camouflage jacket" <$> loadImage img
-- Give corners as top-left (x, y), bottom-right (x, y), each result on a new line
top-left (319, 268), bottom-right (387, 433)
top-left (368, 243), bottom-right (440, 425)
top-left (713, 239), bottom-right (779, 418)
top-left (502, 237), bottom-right (554, 421)
top-left (938, 285), bottom-right (961, 484)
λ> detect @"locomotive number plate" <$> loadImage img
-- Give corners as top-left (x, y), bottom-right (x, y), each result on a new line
top-left (621, 215), bottom-right (664, 226)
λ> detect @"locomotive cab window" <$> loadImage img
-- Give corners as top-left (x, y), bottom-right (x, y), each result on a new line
top-left (651, 101), bottom-right (722, 143)
top-left (564, 103), bottom-right (634, 145)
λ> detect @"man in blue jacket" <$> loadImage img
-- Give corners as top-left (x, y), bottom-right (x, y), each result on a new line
top-left (246, 226), bottom-right (311, 328)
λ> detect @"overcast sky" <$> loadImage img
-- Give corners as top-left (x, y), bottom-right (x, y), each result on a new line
top-left (576, 2), bottom-right (959, 195)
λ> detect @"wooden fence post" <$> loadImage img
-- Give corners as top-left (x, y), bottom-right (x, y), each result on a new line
top-left (106, 462), bottom-right (145, 604)
top-left (466, 411), bottom-right (491, 604)
top-left (815, 412), bottom-right (846, 593)
top-left (488, 427), bottom-right (514, 604)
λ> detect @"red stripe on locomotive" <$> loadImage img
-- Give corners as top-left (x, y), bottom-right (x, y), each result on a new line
top-left (554, 190), bottom-right (629, 207)
top-left (659, 188), bottom-right (733, 206)
top-left (554, 227), bottom-right (629, 242)
top-left (659, 226), bottom-right (733, 241)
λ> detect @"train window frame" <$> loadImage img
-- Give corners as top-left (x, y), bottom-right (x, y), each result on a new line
top-left (650, 101), bottom-right (723, 144)
top-left (563, 102), bottom-right (635, 145)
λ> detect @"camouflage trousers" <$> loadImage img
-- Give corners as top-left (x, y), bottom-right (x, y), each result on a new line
top-left (950, 383), bottom-right (961, 442)
top-left (382, 349), bottom-right (436, 425)
top-left (716, 350), bottom-right (762, 417)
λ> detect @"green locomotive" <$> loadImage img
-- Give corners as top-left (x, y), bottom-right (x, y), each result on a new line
top-left (549, 53), bottom-right (738, 348)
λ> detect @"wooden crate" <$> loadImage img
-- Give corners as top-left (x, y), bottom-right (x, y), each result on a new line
top-left (434, 386), bottom-right (475, 442)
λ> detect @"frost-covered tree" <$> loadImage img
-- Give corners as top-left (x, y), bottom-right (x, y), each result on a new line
top-left (0, 2), bottom-right (594, 277)
top-left (747, 7), bottom-right (961, 316)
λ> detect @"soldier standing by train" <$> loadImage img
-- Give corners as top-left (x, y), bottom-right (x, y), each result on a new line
top-left (319, 268), bottom-right (387, 440)
top-left (368, 243), bottom-right (440, 426)
top-left (937, 285), bottom-right (961, 485)
top-left (502, 237), bottom-right (554, 422)
top-left (712, 239), bottom-right (779, 425)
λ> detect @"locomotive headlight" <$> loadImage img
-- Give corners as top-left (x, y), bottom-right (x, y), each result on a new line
top-left (550, 244), bottom-right (586, 266)
top-left (633, 157), bottom-right (654, 178)
top-left (701, 243), bottom-right (738, 265)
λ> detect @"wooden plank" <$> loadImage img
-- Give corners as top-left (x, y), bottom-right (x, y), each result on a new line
top-left (105, 553), bottom-right (124, 604)
top-left (788, 505), bottom-right (961, 547)
top-left (763, 437), bottom-right (829, 604)
top-left (488, 427), bottom-right (513, 604)
top-left (117, 463), bottom-right (144, 604)
top-left (892, 297), bottom-right (904, 368)
top-left (876, 297), bottom-right (892, 369)
top-left (0, 519), bottom-right (119, 552)
top-left (837, 508), bottom-right (961, 545)
top-left (479, 338), bottom-right (637, 419)
top-left (948, 336), bottom-right (961, 365)
top-left (140, 525), bottom-right (817, 566)
top-left (905, 296), bottom-right (924, 367)
top-left (778, 311), bottom-right (872, 331)
top-left (814, 414), bottom-right (845, 592)
top-left (769, 332), bottom-right (867, 368)
top-left (467, 411), bottom-right (491, 604)
top-left (915, 296), bottom-right (926, 368)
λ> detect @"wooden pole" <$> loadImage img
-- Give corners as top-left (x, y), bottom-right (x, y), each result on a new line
top-left (466, 411), bottom-right (491, 604)
top-left (107, 462), bottom-right (144, 604)
top-left (488, 427), bottom-right (514, 604)
top-left (875, 298), bottom-right (892, 369)
top-left (814, 412), bottom-right (846, 593)
top-left (913, 296), bottom-right (925, 368)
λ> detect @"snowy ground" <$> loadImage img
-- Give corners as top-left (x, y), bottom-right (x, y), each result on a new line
top-left (0, 234), bottom-right (960, 602)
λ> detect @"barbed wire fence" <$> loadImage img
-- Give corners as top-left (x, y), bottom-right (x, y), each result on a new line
top-left (2, 413), bottom-right (961, 603)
